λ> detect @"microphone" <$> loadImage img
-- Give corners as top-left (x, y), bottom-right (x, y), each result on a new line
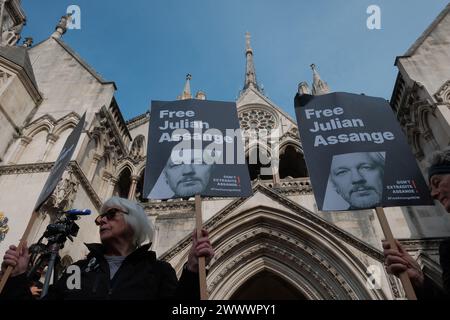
top-left (64, 209), bottom-right (92, 216)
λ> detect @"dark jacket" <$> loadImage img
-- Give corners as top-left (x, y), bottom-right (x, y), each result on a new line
top-left (416, 238), bottom-right (450, 299)
top-left (1, 243), bottom-right (200, 300)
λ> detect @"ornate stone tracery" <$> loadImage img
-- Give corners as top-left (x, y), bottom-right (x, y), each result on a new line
top-left (239, 107), bottom-right (278, 132)
top-left (435, 80), bottom-right (450, 104)
top-left (206, 227), bottom-right (361, 299)
top-left (40, 167), bottom-right (80, 219)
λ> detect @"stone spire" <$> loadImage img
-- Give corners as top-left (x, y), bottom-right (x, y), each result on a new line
top-left (311, 64), bottom-right (330, 95)
top-left (178, 74), bottom-right (193, 100)
top-left (51, 13), bottom-right (72, 39)
top-left (243, 32), bottom-right (262, 93)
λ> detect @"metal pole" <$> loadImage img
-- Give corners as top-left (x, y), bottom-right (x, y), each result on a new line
top-left (40, 243), bottom-right (60, 299)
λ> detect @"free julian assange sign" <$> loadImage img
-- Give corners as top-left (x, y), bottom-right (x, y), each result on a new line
top-left (294, 92), bottom-right (433, 211)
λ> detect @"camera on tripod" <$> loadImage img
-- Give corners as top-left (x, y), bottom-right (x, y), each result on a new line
top-left (27, 208), bottom-right (91, 298)
top-left (41, 213), bottom-right (80, 243)
top-left (30, 209), bottom-right (90, 254)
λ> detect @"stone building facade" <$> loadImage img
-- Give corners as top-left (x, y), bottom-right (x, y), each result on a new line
top-left (0, 1), bottom-right (449, 299)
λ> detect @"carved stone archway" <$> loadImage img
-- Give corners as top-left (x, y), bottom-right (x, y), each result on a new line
top-left (206, 212), bottom-right (381, 300)
top-left (161, 186), bottom-right (391, 300)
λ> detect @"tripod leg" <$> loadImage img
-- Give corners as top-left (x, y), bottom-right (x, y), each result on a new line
top-left (40, 244), bottom-right (60, 299)
top-left (27, 256), bottom-right (43, 280)
top-left (53, 256), bottom-right (61, 284)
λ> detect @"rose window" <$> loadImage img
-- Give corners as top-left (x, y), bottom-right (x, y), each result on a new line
top-left (239, 109), bottom-right (277, 131)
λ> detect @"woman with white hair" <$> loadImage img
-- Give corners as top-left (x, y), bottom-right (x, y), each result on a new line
top-left (1, 196), bottom-right (214, 300)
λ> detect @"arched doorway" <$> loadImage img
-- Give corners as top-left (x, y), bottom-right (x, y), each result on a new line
top-left (231, 271), bottom-right (307, 300)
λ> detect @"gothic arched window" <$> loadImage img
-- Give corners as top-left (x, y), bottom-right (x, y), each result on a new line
top-left (114, 167), bottom-right (132, 198)
top-left (279, 145), bottom-right (308, 179)
top-left (18, 130), bottom-right (48, 164)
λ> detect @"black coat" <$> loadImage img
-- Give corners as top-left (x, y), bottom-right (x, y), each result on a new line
top-left (1, 243), bottom-right (200, 300)
top-left (416, 238), bottom-right (450, 299)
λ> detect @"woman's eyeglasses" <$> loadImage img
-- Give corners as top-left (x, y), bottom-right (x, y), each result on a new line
top-left (95, 208), bottom-right (127, 226)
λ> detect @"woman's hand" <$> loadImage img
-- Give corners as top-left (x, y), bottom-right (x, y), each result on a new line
top-left (382, 239), bottom-right (424, 288)
top-left (186, 229), bottom-right (214, 273)
top-left (1, 242), bottom-right (30, 277)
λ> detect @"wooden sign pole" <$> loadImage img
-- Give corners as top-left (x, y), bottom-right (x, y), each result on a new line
top-left (375, 207), bottom-right (417, 300)
top-left (195, 194), bottom-right (208, 300)
top-left (0, 211), bottom-right (40, 293)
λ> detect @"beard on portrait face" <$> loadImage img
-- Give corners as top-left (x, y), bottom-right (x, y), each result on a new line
top-left (174, 181), bottom-right (205, 197)
top-left (335, 183), bottom-right (382, 209)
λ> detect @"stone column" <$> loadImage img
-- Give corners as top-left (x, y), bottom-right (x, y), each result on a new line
top-left (87, 153), bottom-right (102, 182)
top-left (98, 172), bottom-right (113, 200)
top-left (271, 149), bottom-right (281, 187)
top-left (106, 176), bottom-right (118, 199)
top-left (9, 136), bottom-right (32, 164)
top-left (272, 165), bottom-right (280, 187)
top-left (41, 133), bottom-right (58, 162)
top-left (128, 175), bottom-right (139, 200)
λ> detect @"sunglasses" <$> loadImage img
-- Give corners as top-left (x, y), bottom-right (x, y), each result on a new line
top-left (95, 208), bottom-right (128, 226)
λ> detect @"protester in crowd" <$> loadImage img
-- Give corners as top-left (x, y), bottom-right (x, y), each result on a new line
top-left (383, 148), bottom-right (450, 299)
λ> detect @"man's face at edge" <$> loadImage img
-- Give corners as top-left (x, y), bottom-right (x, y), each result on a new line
top-left (430, 173), bottom-right (450, 212)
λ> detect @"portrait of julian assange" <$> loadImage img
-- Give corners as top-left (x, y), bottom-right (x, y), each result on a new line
top-left (322, 151), bottom-right (386, 211)
top-left (148, 148), bottom-right (216, 200)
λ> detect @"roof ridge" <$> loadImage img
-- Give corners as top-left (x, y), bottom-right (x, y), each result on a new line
top-left (126, 111), bottom-right (150, 125)
top-left (52, 38), bottom-right (117, 89)
top-left (403, 3), bottom-right (450, 57)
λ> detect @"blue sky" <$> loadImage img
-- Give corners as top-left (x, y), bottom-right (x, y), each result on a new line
top-left (22, 0), bottom-right (449, 120)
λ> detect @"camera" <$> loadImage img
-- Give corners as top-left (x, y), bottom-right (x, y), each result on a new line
top-left (27, 209), bottom-right (91, 297)
top-left (42, 216), bottom-right (79, 241)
